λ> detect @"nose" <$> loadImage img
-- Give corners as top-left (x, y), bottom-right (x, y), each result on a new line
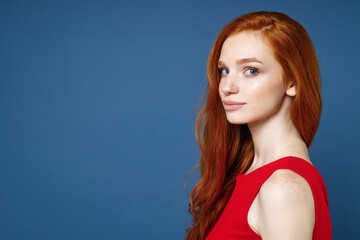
top-left (220, 74), bottom-right (239, 96)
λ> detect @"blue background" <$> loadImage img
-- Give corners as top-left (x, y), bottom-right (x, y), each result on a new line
top-left (1, 0), bottom-right (359, 239)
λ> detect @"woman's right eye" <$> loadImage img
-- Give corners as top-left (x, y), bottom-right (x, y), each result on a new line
top-left (218, 67), bottom-right (229, 75)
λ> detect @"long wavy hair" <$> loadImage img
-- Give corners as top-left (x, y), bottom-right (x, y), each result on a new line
top-left (184, 11), bottom-right (322, 240)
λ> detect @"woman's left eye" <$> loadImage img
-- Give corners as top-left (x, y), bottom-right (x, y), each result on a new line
top-left (244, 68), bottom-right (259, 75)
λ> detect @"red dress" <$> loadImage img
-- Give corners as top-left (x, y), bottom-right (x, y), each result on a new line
top-left (205, 156), bottom-right (332, 239)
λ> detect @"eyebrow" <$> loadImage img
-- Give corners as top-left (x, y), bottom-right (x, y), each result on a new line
top-left (218, 57), bottom-right (263, 66)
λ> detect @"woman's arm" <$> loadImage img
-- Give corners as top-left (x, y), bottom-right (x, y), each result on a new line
top-left (256, 169), bottom-right (315, 240)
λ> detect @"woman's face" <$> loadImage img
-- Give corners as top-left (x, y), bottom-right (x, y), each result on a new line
top-left (218, 31), bottom-right (289, 125)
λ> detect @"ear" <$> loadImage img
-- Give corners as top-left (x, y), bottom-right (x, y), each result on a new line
top-left (285, 82), bottom-right (297, 97)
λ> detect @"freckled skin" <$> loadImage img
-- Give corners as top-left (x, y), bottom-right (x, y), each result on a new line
top-left (218, 31), bottom-right (286, 125)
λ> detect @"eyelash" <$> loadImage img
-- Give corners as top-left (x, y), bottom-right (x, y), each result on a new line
top-left (244, 68), bottom-right (259, 76)
top-left (218, 67), bottom-right (229, 75)
top-left (217, 67), bottom-right (259, 76)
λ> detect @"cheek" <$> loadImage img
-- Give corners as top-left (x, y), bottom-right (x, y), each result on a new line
top-left (249, 81), bottom-right (285, 111)
top-left (218, 79), bottom-right (225, 97)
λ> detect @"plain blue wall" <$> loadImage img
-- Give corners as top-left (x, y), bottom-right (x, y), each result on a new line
top-left (1, 0), bottom-right (359, 239)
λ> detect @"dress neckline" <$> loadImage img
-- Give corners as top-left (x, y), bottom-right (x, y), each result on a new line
top-left (240, 155), bottom-right (313, 177)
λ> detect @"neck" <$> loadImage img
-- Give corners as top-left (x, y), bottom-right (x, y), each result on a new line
top-left (247, 96), bottom-right (309, 168)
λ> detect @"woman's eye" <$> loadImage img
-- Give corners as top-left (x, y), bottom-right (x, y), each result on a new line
top-left (244, 68), bottom-right (259, 75)
top-left (218, 67), bottom-right (229, 75)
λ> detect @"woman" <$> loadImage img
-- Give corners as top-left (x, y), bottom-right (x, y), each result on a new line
top-left (185, 11), bottom-right (332, 240)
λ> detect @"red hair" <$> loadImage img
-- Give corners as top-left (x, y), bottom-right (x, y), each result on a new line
top-left (185, 11), bottom-right (322, 239)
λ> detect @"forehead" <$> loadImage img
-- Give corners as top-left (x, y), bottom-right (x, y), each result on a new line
top-left (219, 31), bottom-right (275, 62)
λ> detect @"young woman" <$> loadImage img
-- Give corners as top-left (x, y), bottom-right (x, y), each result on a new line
top-left (185, 11), bottom-right (332, 240)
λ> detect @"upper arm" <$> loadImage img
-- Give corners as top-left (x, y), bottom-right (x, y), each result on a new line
top-left (256, 169), bottom-right (315, 240)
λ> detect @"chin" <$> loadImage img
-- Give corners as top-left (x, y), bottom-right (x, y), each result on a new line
top-left (225, 114), bottom-right (249, 125)
top-left (227, 120), bottom-right (248, 125)
top-left (224, 111), bottom-right (266, 125)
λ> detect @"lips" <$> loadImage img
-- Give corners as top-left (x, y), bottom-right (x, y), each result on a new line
top-left (222, 100), bottom-right (246, 111)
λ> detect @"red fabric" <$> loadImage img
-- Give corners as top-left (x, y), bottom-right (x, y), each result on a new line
top-left (205, 156), bottom-right (332, 240)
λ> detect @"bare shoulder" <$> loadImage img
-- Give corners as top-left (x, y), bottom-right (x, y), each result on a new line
top-left (256, 169), bottom-right (315, 239)
top-left (261, 169), bottom-right (314, 198)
